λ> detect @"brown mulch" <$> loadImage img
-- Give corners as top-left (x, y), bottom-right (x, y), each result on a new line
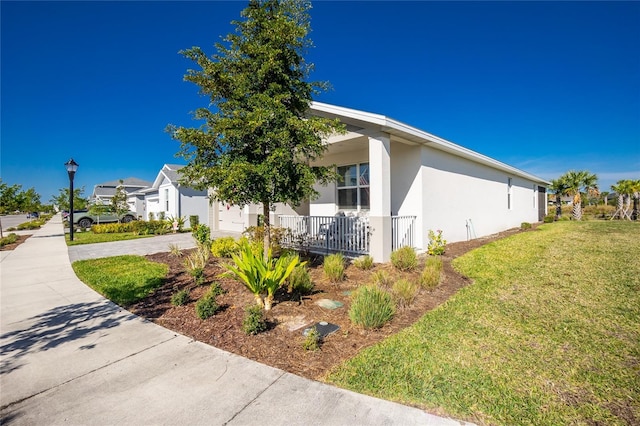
top-left (0, 234), bottom-right (31, 251)
top-left (129, 226), bottom-right (533, 381)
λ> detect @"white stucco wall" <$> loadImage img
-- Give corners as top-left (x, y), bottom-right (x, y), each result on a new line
top-left (178, 186), bottom-right (209, 228)
top-left (419, 145), bottom-right (541, 246)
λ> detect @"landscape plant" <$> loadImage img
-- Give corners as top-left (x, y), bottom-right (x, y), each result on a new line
top-left (192, 224), bottom-right (211, 250)
top-left (222, 240), bottom-right (303, 310)
top-left (370, 270), bottom-right (392, 287)
top-left (242, 303), bottom-right (267, 335)
top-left (211, 237), bottom-right (239, 258)
top-left (0, 233), bottom-right (19, 247)
top-left (302, 326), bottom-right (321, 351)
top-left (419, 256), bottom-right (443, 289)
top-left (195, 292), bottom-right (219, 320)
top-left (352, 254), bottom-right (374, 270)
top-left (349, 285), bottom-right (395, 329)
top-left (184, 246), bottom-right (210, 285)
top-left (168, 0), bottom-right (345, 259)
top-left (287, 263), bottom-right (314, 295)
top-left (391, 278), bottom-right (419, 308)
top-left (427, 229), bottom-right (447, 255)
top-left (323, 253), bottom-right (345, 282)
top-left (390, 246), bottom-right (417, 271)
top-left (171, 289), bottom-right (190, 306)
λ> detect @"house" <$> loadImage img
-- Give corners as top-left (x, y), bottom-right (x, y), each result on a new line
top-left (209, 102), bottom-right (549, 262)
top-left (90, 177), bottom-right (152, 217)
top-left (145, 164), bottom-right (209, 228)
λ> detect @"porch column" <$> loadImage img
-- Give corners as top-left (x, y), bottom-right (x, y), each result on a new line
top-left (368, 133), bottom-right (392, 262)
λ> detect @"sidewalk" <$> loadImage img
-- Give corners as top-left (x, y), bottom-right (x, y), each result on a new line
top-left (1, 215), bottom-right (471, 425)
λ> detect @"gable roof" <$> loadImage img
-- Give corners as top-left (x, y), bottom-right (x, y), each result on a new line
top-left (309, 102), bottom-right (549, 185)
top-left (151, 164), bottom-right (186, 188)
top-left (91, 177), bottom-right (153, 199)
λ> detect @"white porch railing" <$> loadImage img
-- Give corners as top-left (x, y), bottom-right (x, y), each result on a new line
top-left (279, 215), bottom-right (370, 256)
top-left (392, 216), bottom-right (417, 251)
top-left (279, 214), bottom-right (417, 257)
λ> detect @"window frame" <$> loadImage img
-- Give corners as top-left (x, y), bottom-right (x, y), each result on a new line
top-left (336, 162), bottom-right (370, 211)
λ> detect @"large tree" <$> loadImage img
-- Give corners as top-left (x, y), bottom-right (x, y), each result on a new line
top-left (50, 187), bottom-right (88, 212)
top-left (168, 0), bottom-right (344, 256)
top-left (560, 170), bottom-right (598, 221)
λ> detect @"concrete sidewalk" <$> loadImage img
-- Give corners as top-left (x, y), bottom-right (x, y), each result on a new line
top-left (1, 215), bottom-right (471, 425)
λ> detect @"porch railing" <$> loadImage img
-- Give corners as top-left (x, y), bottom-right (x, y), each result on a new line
top-left (392, 215), bottom-right (416, 251)
top-left (279, 215), bottom-right (369, 256)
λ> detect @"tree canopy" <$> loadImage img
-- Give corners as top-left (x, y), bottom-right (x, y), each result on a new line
top-left (167, 0), bottom-right (345, 253)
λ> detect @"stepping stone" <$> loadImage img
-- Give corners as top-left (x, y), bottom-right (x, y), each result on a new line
top-left (303, 321), bottom-right (340, 338)
top-left (316, 298), bottom-right (343, 310)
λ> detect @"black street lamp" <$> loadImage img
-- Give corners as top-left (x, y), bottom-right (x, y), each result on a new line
top-left (65, 158), bottom-right (79, 241)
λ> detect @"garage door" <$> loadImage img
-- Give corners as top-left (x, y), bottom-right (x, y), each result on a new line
top-left (218, 203), bottom-right (245, 232)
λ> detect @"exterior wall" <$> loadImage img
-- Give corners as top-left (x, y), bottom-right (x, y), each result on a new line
top-left (310, 146), bottom-right (368, 216)
top-left (390, 141), bottom-right (424, 247)
top-left (145, 196), bottom-right (161, 220)
top-left (419, 145), bottom-right (541, 246)
top-left (178, 186), bottom-right (209, 228)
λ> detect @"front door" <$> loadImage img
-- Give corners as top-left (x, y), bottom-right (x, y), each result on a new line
top-left (538, 186), bottom-right (547, 221)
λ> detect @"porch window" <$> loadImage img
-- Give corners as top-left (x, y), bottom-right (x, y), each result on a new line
top-left (337, 163), bottom-right (369, 210)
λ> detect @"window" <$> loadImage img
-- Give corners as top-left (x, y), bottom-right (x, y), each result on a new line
top-left (337, 163), bottom-right (369, 210)
top-left (164, 188), bottom-right (169, 211)
top-left (533, 184), bottom-right (537, 208)
top-left (507, 178), bottom-right (512, 210)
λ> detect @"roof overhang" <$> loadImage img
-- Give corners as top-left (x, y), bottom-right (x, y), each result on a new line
top-left (310, 101), bottom-right (550, 185)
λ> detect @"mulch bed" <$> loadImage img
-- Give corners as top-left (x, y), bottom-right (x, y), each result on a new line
top-left (130, 226), bottom-right (532, 380)
top-left (0, 234), bottom-right (31, 251)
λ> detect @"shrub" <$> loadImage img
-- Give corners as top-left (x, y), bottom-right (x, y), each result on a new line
top-left (192, 224), bottom-right (211, 249)
top-left (521, 222), bottom-right (532, 230)
top-left (302, 326), bottom-right (320, 351)
top-left (0, 233), bottom-right (19, 247)
top-left (353, 255), bottom-right (374, 270)
top-left (184, 247), bottom-right (210, 285)
top-left (543, 215), bottom-right (555, 223)
top-left (287, 264), bottom-right (314, 295)
top-left (167, 215), bottom-right (186, 232)
top-left (242, 304), bottom-right (267, 335)
top-left (420, 257), bottom-right (443, 289)
top-left (148, 212), bottom-right (155, 221)
top-left (242, 226), bottom-right (289, 256)
top-left (171, 289), bottom-right (190, 306)
top-left (392, 278), bottom-right (419, 308)
top-left (195, 293), bottom-right (219, 319)
top-left (169, 243), bottom-right (182, 257)
top-left (189, 215), bottom-right (199, 229)
top-left (427, 229), bottom-right (447, 255)
top-left (349, 285), bottom-right (395, 329)
top-left (323, 253), bottom-right (345, 282)
top-left (211, 237), bottom-right (238, 258)
top-left (17, 221), bottom-right (41, 230)
top-left (371, 270), bottom-right (392, 287)
top-left (208, 281), bottom-right (225, 297)
top-left (390, 246), bottom-right (417, 271)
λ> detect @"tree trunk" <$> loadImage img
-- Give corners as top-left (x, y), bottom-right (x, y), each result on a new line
top-left (572, 194), bottom-right (582, 220)
top-left (555, 194), bottom-right (562, 218)
top-left (263, 202), bottom-right (271, 262)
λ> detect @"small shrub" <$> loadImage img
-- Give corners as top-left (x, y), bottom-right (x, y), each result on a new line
top-left (0, 233), bottom-right (19, 247)
top-left (208, 281), bottom-right (225, 297)
top-left (195, 293), bottom-right (219, 319)
top-left (521, 222), bottom-right (532, 230)
top-left (371, 270), bottom-right (392, 287)
top-left (171, 289), bottom-right (190, 306)
top-left (392, 278), bottom-right (419, 308)
top-left (427, 229), bottom-right (447, 255)
top-left (169, 243), bottom-right (182, 257)
top-left (148, 212), bottom-right (155, 221)
top-left (158, 211), bottom-right (166, 221)
top-left (192, 224), bottom-right (211, 249)
top-left (189, 215), bottom-right (199, 229)
top-left (349, 285), bottom-right (395, 329)
top-left (420, 257), bottom-right (443, 289)
top-left (390, 246), bottom-right (417, 271)
top-left (287, 264), bottom-right (314, 295)
top-left (323, 253), bottom-right (345, 282)
top-left (302, 326), bottom-right (321, 351)
top-left (184, 247), bottom-right (210, 285)
top-left (242, 304), bottom-right (267, 335)
top-left (242, 225), bottom-right (289, 256)
top-left (543, 215), bottom-right (555, 223)
top-left (211, 237), bottom-right (238, 258)
top-left (167, 215), bottom-right (186, 232)
top-left (17, 221), bottom-right (41, 230)
top-left (353, 255), bottom-right (374, 270)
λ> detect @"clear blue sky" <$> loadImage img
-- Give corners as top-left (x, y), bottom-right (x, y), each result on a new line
top-left (2, 1), bottom-right (639, 203)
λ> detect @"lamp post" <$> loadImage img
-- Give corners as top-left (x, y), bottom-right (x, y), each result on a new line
top-left (65, 158), bottom-right (79, 241)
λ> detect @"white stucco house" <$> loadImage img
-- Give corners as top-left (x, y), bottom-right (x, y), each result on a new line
top-left (145, 164), bottom-right (209, 229)
top-left (90, 177), bottom-right (152, 216)
top-left (208, 102), bottom-right (549, 262)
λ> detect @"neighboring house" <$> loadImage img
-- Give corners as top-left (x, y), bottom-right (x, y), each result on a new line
top-left (145, 164), bottom-right (209, 229)
top-left (91, 177), bottom-right (152, 217)
top-left (210, 102), bottom-right (549, 262)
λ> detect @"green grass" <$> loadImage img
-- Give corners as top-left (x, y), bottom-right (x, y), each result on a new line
top-left (328, 221), bottom-right (640, 425)
top-left (66, 231), bottom-right (153, 246)
top-left (72, 255), bottom-right (168, 306)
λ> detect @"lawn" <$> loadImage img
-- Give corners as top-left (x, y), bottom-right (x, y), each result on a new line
top-left (72, 255), bottom-right (168, 306)
top-left (65, 231), bottom-right (153, 246)
top-left (328, 221), bottom-right (640, 425)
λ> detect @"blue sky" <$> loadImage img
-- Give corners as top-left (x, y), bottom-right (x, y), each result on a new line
top-left (2, 1), bottom-right (639, 203)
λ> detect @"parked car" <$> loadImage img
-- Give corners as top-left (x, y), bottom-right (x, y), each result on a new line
top-left (26, 212), bottom-right (40, 219)
top-left (70, 210), bottom-right (137, 228)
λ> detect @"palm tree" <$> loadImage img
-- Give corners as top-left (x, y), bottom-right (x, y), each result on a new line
top-left (549, 177), bottom-right (567, 219)
top-left (630, 179), bottom-right (640, 221)
top-left (561, 170), bottom-right (598, 221)
top-left (610, 179), bottom-right (633, 220)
